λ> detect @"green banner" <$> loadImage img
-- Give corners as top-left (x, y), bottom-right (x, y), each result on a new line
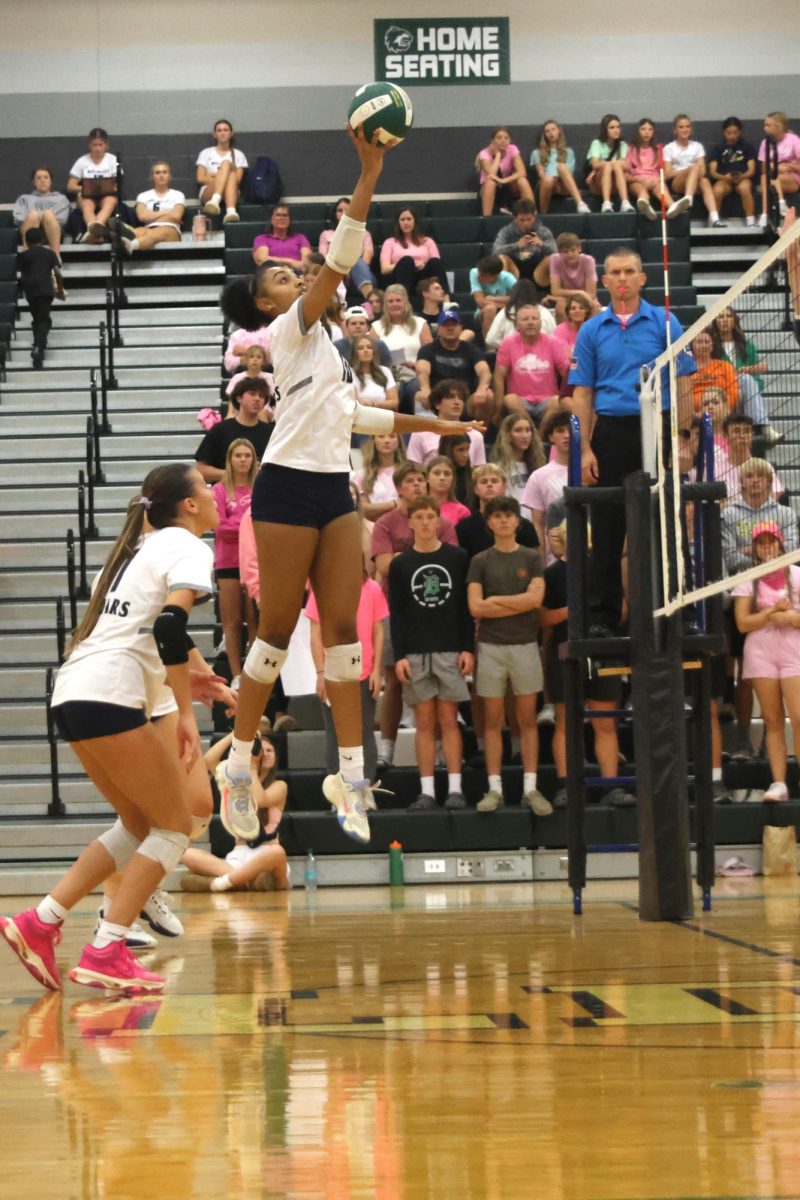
top-left (374, 18), bottom-right (510, 86)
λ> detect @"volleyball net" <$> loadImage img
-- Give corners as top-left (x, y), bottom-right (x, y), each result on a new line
top-left (645, 217), bottom-right (800, 618)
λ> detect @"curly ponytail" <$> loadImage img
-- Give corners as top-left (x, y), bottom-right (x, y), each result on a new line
top-left (220, 262), bottom-right (279, 331)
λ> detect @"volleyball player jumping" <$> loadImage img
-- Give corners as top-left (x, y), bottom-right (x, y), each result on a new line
top-left (218, 127), bottom-right (484, 843)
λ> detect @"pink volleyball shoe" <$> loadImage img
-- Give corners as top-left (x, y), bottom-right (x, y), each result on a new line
top-left (0, 908), bottom-right (62, 991)
top-left (68, 941), bottom-right (166, 994)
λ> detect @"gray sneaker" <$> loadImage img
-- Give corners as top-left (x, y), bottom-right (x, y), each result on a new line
top-left (602, 787), bottom-right (636, 808)
top-left (524, 788), bottom-right (553, 817)
top-left (444, 792), bottom-right (467, 810)
top-left (552, 787), bottom-right (568, 810)
top-left (408, 793), bottom-right (437, 811)
top-left (476, 789), bottom-right (503, 813)
top-left (712, 781), bottom-right (733, 805)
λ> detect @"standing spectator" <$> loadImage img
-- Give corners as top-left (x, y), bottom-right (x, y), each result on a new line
top-left (663, 114), bottom-right (724, 227)
top-left (456, 464), bottom-right (540, 559)
top-left (490, 413), bottom-right (546, 507)
top-left (212, 439), bottom-right (258, 689)
top-left (708, 117), bottom-right (757, 228)
top-left (333, 305), bottom-right (393, 368)
top-left (521, 408), bottom-right (571, 550)
top-left (470, 254), bottom-right (518, 339)
top-left (485, 278), bottom-right (556, 349)
top-left (585, 115), bottom-right (633, 214)
top-left (195, 377), bottom-right (273, 483)
top-left (570, 247), bottom-right (694, 635)
top-left (379, 208), bottom-right (448, 295)
top-left (467, 496), bottom-right (550, 815)
top-left (111, 161), bottom-right (185, 256)
top-left (351, 432), bottom-right (406, 523)
top-left (491, 198), bottom-right (556, 285)
top-left (18, 226), bottom-right (62, 369)
top-left (475, 126), bottom-right (535, 217)
top-left (626, 118), bottom-right (688, 220)
top-left (389, 497), bottom-right (474, 809)
top-left (196, 118), bottom-right (247, 223)
top-left (493, 304), bottom-right (570, 424)
top-left (319, 197), bottom-right (376, 302)
top-left (13, 167), bottom-right (69, 257)
top-left (537, 232), bottom-right (598, 319)
top-left (758, 112), bottom-right (800, 228)
top-left (348, 334), bottom-right (399, 414)
top-left (438, 433), bottom-right (475, 509)
top-left (308, 572), bottom-right (388, 787)
top-left (252, 204), bottom-right (312, 269)
top-left (425, 456), bottom-right (472, 527)
top-left (375, 284), bottom-right (433, 412)
top-left (406, 380), bottom-right (486, 467)
top-left (66, 128), bottom-right (118, 243)
top-left (721, 459), bottom-right (798, 574)
top-left (529, 120), bottom-right (590, 215)
top-left (415, 311), bottom-right (493, 416)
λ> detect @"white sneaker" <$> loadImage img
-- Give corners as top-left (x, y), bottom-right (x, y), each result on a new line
top-left (217, 762), bottom-right (260, 840)
top-left (203, 199), bottom-right (221, 216)
top-left (779, 198), bottom-right (788, 216)
top-left (537, 703), bottom-right (555, 726)
top-left (763, 780), bottom-right (789, 803)
top-left (140, 890), bottom-right (184, 938)
top-left (576, 201), bottom-right (591, 214)
top-left (620, 200), bottom-right (635, 214)
top-left (96, 908), bottom-right (157, 951)
top-left (223, 209), bottom-right (240, 224)
top-left (745, 217), bottom-right (756, 228)
top-left (601, 201), bottom-right (614, 214)
top-left (322, 774), bottom-right (371, 843)
top-left (666, 196), bottom-right (692, 219)
top-left (758, 213), bottom-right (769, 229)
top-left (636, 196), bottom-right (658, 221)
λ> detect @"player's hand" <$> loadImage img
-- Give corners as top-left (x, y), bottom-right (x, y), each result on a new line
top-left (395, 658), bottom-right (412, 684)
top-left (347, 124), bottom-right (388, 171)
top-left (369, 668), bottom-right (382, 699)
top-left (581, 445), bottom-right (598, 485)
top-left (316, 673), bottom-right (328, 705)
top-left (177, 714), bottom-right (201, 771)
top-left (189, 669), bottom-right (235, 710)
top-left (458, 652), bottom-right (475, 677)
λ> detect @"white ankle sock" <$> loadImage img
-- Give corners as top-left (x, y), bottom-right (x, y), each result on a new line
top-left (524, 772), bottom-right (538, 793)
top-left (339, 746), bottom-right (364, 784)
top-left (712, 767), bottom-right (722, 782)
top-left (226, 206), bottom-right (237, 216)
top-left (36, 895), bottom-right (67, 925)
top-left (420, 775), bottom-right (435, 795)
top-left (448, 773), bottom-right (462, 793)
top-left (379, 738), bottom-right (395, 763)
top-left (211, 192), bottom-right (222, 207)
top-left (228, 737), bottom-right (254, 778)
top-left (488, 774), bottom-right (502, 794)
top-left (210, 875), bottom-right (233, 892)
top-left (92, 919), bottom-right (128, 949)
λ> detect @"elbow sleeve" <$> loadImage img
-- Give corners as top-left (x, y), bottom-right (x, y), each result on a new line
top-left (153, 605), bottom-right (191, 666)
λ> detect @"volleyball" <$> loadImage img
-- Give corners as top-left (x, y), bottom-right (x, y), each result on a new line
top-left (347, 81), bottom-right (413, 146)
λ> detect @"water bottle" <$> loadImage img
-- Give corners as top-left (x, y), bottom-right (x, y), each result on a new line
top-left (389, 840), bottom-right (404, 886)
top-left (304, 849), bottom-right (318, 891)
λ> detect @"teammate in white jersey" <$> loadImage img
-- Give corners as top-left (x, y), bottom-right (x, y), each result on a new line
top-left (218, 126), bottom-right (484, 844)
top-left (0, 463), bottom-right (227, 995)
top-left (109, 160), bottom-right (186, 256)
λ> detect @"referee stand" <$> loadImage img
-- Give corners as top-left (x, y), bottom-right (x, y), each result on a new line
top-left (561, 416), bottom-right (726, 918)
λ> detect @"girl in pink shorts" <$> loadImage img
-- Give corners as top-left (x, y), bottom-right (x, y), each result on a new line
top-left (733, 521), bottom-right (800, 801)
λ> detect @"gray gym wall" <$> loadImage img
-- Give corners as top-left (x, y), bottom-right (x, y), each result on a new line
top-left (0, 0), bottom-right (798, 199)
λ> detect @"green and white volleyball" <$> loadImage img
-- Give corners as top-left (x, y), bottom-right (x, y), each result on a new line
top-left (347, 82), bottom-right (413, 146)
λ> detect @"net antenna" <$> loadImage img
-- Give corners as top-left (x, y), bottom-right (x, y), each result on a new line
top-left (647, 215), bottom-right (800, 617)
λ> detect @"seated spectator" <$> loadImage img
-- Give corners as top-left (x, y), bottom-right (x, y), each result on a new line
top-left (379, 207), bottom-right (448, 295)
top-left (491, 198), bottom-right (556, 285)
top-left (475, 126), bottom-right (535, 217)
top-left (415, 277), bottom-right (475, 340)
top-left (491, 412), bottom-right (546, 506)
top-left (438, 433), bottom-right (475, 508)
top-left (390, 496), bottom-right (474, 809)
top-left (691, 331), bottom-right (739, 412)
top-left (223, 325), bottom-right (271, 374)
top-left (664, 114), bottom-right (724, 227)
top-left (714, 413), bottom-right (784, 504)
top-left (196, 118), bottom-right (247, 223)
top-left (456, 463), bottom-right (540, 559)
top-left (212, 439), bottom-right (258, 688)
top-left (467, 496), bottom-right (550, 815)
top-left (303, 251), bottom-right (347, 312)
top-left (348, 334), bottom-right (399, 417)
top-left (181, 730), bottom-right (289, 892)
top-left (309, 570), bottom-right (388, 786)
top-left (375, 283), bottom-right (433, 412)
top-left (225, 344), bottom-right (275, 417)
top-left (493, 303), bottom-right (570, 425)
top-left (758, 111), bottom-right (800, 228)
top-left (708, 117), bottom-right (757, 228)
top-left (537, 232), bottom-right (598, 320)
top-left (13, 167), bottom-right (69, 257)
top-left (425, 456), bottom-right (472, 527)
top-left (529, 120), bottom-right (590, 215)
top-left (485, 278), bottom-right (556, 349)
top-left (318, 196), bottom-right (376, 301)
top-left (722, 457), bottom-right (799, 574)
top-left (111, 160), bottom-right (185, 256)
top-left (626, 118), bottom-right (688, 221)
top-left (195, 377), bottom-right (273, 482)
top-left (372, 463), bottom-right (459, 773)
top-left (470, 254), bottom-right (517, 339)
top-left (66, 127), bottom-right (118, 243)
top-left (252, 203), bottom-right (311, 268)
top-left (585, 115), bottom-right (633, 214)
top-left (407, 380), bottom-right (486, 468)
top-left (334, 305), bottom-right (392, 367)
top-left (552, 292), bottom-right (593, 355)
top-left (352, 432), bottom-right (406, 523)
top-left (711, 306), bottom-right (778, 442)
top-left (18, 226), bottom-right (62, 369)
top-left (415, 310), bottom-right (492, 416)
top-left (521, 408), bottom-right (571, 549)
top-left (369, 288), bottom-right (385, 322)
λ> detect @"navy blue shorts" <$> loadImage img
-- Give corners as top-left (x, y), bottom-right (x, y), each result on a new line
top-left (51, 700), bottom-right (147, 741)
top-left (251, 463), bottom-right (354, 530)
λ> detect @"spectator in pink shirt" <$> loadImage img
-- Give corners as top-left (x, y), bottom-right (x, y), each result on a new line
top-left (552, 293), bottom-right (593, 353)
top-left (406, 380), bottom-right (486, 468)
top-left (475, 125), bottom-right (535, 217)
top-left (379, 207), bottom-right (448, 296)
top-left (425, 456), bottom-right (472, 527)
top-left (318, 196), bottom-right (376, 302)
top-left (538, 232), bottom-right (598, 320)
top-left (252, 204), bottom-right (312, 269)
top-left (212, 439), bottom-right (258, 687)
top-left (521, 409), bottom-right (571, 552)
top-left (626, 118), bottom-right (685, 221)
top-left (493, 305), bottom-right (570, 425)
top-left (758, 111), bottom-right (800, 228)
top-left (223, 326), bottom-right (270, 374)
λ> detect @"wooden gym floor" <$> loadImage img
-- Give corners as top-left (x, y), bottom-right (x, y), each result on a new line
top-left (1, 878), bottom-right (800, 1200)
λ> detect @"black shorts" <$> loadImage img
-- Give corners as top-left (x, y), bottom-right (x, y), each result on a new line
top-left (51, 700), bottom-right (147, 741)
top-left (546, 654), bottom-right (622, 705)
top-left (251, 463), bottom-right (354, 530)
top-left (215, 567), bottom-right (240, 580)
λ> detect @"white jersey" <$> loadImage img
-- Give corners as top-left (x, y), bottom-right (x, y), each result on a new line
top-left (69, 152), bottom-right (118, 179)
top-left (196, 147), bottom-right (248, 174)
top-left (52, 527), bottom-right (214, 715)
top-left (135, 187), bottom-right (185, 229)
top-left (663, 140), bottom-right (706, 170)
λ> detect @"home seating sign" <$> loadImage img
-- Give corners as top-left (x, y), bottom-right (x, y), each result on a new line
top-left (374, 18), bottom-right (510, 86)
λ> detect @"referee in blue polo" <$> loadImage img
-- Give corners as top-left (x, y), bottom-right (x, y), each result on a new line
top-left (569, 247), bottom-right (695, 636)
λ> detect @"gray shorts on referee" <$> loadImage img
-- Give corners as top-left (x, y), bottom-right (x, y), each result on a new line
top-left (476, 642), bottom-right (543, 698)
top-left (403, 652), bottom-right (471, 706)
